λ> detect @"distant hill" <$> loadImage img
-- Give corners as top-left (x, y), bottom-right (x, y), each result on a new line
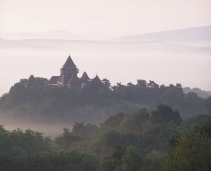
top-left (0, 31), bottom-right (84, 40)
top-left (0, 31), bottom-right (112, 40)
top-left (183, 87), bottom-right (211, 98)
top-left (111, 25), bottom-right (211, 43)
top-left (0, 38), bottom-right (211, 54)
top-left (208, 91), bottom-right (211, 96)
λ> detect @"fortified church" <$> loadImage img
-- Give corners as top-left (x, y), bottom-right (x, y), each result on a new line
top-left (25, 55), bottom-right (104, 89)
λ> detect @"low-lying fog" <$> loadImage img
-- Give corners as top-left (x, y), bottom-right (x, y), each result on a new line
top-left (0, 116), bottom-right (73, 137)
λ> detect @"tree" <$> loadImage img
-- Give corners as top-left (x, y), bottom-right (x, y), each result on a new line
top-left (137, 79), bottom-right (147, 88)
top-left (151, 104), bottom-right (182, 125)
top-left (120, 108), bottom-right (149, 133)
top-left (55, 128), bottom-right (82, 148)
top-left (101, 145), bottom-right (126, 171)
top-left (102, 78), bottom-right (111, 92)
top-left (163, 88), bottom-right (184, 106)
top-left (162, 130), bottom-right (211, 171)
top-left (127, 82), bottom-right (134, 87)
top-left (116, 145), bottom-right (142, 171)
top-left (100, 129), bottom-right (122, 147)
top-left (175, 83), bottom-right (182, 88)
top-left (132, 86), bottom-right (148, 103)
top-left (112, 82), bottom-right (125, 93)
top-left (147, 80), bottom-right (159, 89)
top-left (204, 96), bottom-right (211, 113)
top-left (200, 120), bottom-right (211, 138)
top-left (35, 77), bottom-right (48, 86)
top-left (72, 122), bottom-right (85, 133)
top-left (123, 87), bottom-right (133, 101)
top-left (184, 92), bottom-right (202, 111)
top-left (103, 113), bottom-right (125, 128)
top-left (179, 114), bottom-right (211, 131)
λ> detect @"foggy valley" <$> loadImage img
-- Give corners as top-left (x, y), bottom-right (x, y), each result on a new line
top-left (0, 1), bottom-right (211, 170)
top-left (0, 25), bottom-right (211, 138)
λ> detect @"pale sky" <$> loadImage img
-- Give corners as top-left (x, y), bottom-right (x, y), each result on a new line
top-left (0, 0), bottom-right (211, 36)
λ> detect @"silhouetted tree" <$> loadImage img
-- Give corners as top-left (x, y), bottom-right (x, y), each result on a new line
top-left (151, 104), bottom-right (182, 125)
top-left (204, 96), bottom-right (211, 113)
top-left (137, 79), bottom-right (147, 89)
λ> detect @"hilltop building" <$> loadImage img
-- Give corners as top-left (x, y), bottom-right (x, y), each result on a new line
top-left (25, 55), bottom-right (104, 90)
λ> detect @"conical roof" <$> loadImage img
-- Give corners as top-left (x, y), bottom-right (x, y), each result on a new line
top-left (68, 73), bottom-right (81, 84)
top-left (25, 75), bottom-right (38, 86)
top-left (80, 72), bottom-right (90, 83)
top-left (91, 75), bottom-right (103, 86)
top-left (60, 55), bottom-right (79, 74)
top-left (63, 55), bottom-right (76, 68)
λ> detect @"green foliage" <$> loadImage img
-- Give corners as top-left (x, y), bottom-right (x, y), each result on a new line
top-left (184, 92), bottom-right (203, 111)
top-left (103, 113), bottom-right (125, 128)
top-left (163, 88), bottom-right (184, 106)
top-left (141, 122), bottom-right (177, 152)
top-left (72, 122), bottom-right (100, 139)
top-left (35, 77), bottom-right (48, 86)
top-left (179, 114), bottom-right (211, 131)
top-left (183, 87), bottom-right (210, 98)
top-left (0, 105), bottom-right (211, 170)
top-left (0, 77), bottom-right (207, 123)
top-left (116, 145), bottom-right (142, 171)
top-left (0, 126), bottom-right (100, 171)
top-left (137, 79), bottom-right (147, 88)
top-left (162, 130), bottom-right (211, 171)
top-left (1, 76), bottom-right (211, 171)
top-left (72, 122), bottom-right (86, 132)
top-left (204, 95), bottom-right (211, 113)
top-left (100, 129), bottom-right (122, 147)
top-left (55, 128), bottom-right (82, 149)
top-left (151, 104), bottom-right (182, 125)
top-left (120, 108), bottom-right (149, 133)
top-left (101, 145), bottom-right (126, 171)
top-left (200, 120), bottom-right (211, 137)
top-left (0, 126), bottom-right (51, 154)
top-left (0, 75), bottom-right (209, 170)
top-left (0, 150), bottom-right (100, 171)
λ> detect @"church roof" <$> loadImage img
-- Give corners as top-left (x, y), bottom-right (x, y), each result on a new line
top-left (62, 55), bottom-right (77, 69)
top-left (60, 55), bottom-right (79, 73)
top-left (63, 55), bottom-right (76, 68)
top-left (48, 76), bottom-right (59, 84)
top-left (80, 72), bottom-right (90, 83)
top-left (91, 75), bottom-right (104, 86)
top-left (25, 75), bottom-right (38, 86)
top-left (68, 73), bottom-right (81, 85)
top-left (57, 74), bottom-right (62, 83)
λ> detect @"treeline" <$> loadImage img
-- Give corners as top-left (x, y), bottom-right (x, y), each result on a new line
top-left (183, 87), bottom-right (211, 98)
top-left (0, 78), bottom-right (210, 121)
top-left (0, 105), bottom-right (211, 170)
top-left (0, 126), bottom-right (99, 171)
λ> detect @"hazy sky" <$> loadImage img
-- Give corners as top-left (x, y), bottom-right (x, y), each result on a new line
top-left (0, 0), bottom-right (211, 36)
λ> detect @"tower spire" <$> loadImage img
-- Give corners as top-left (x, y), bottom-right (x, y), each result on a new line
top-left (59, 55), bottom-right (79, 86)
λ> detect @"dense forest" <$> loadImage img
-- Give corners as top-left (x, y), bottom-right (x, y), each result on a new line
top-left (0, 77), bottom-right (210, 122)
top-left (0, 105), bottom-right (211, 170)
top-left (0, 78), bottom-right (211, 170)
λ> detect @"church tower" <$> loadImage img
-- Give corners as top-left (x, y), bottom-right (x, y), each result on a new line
top-left (57, 55), bottom-right (79, 86)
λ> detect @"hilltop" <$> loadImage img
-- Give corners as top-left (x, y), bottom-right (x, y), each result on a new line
top-left (110, 25), bottom-right (211, 44)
